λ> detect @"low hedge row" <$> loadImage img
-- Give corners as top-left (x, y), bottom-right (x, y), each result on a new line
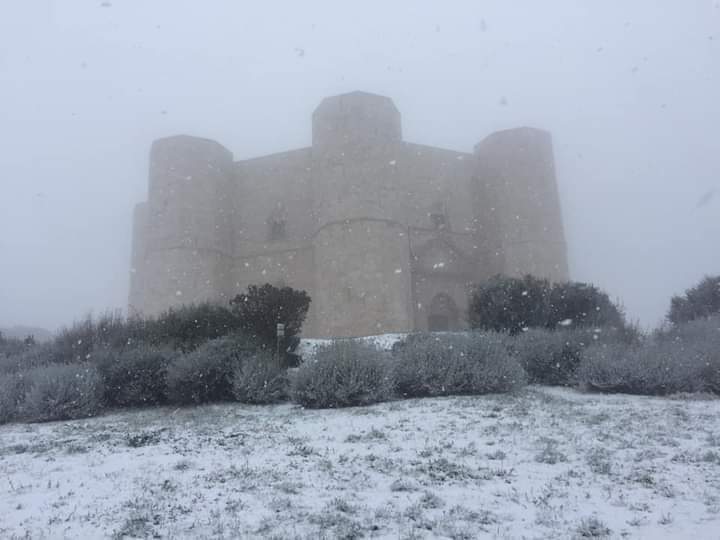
top-left (0, 333), bottom-right (284, 424)
top-left (2, 317), bottom-right (718, 423)
top-left (576, 316), bottom-right (720, 395)
top-left (291, 332), bottom-right (525, 409)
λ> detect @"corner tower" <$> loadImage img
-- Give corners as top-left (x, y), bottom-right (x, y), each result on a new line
top-left (310, 92), bottom-right (413, 337)
top-left (474, 127), bottom-right (569, 281)
top-left (131, 135), bottom-right (236, 315)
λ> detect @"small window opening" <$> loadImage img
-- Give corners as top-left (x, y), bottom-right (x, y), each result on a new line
top-left (269, 218), bottom-right (286, 241)
top-left (430, 212), bottom-right (447, 230)
top-left (268, 202), bottom-right (287, 241)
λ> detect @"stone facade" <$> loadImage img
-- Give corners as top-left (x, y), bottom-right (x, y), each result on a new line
top-left (129, 91), bottom-right (569, 338)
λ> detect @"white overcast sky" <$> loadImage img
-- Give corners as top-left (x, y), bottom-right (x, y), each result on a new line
top-left (0, 0), bottom-right (718, 331)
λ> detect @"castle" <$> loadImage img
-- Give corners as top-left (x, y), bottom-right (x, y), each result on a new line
top-left (129, 91), bottom-right (569, 338)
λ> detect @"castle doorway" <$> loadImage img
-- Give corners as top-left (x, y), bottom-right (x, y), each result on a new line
top-left (428, 293), bottom-right (459, 332)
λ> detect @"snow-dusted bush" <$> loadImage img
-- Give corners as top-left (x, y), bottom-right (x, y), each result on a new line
top-left (469, 275), bottom-right (629, 336)
top-left (94, 346), bottom-right (177, 407)
top-left (146, 303), bottom-right (246, 353)
top-left (22, 364), bottom-right (103, 422)
top-left (547, 281), bottom-right (626, 331)
top-left (0, 374), bottom-right (26, 424)
top-left (230, 284), bottom-right (311, 367)
top-left (49, 312), bottom-right (125, 364)
top-left (469, 275), bottom-right (551, 335)
top-left (0, 332), bottom-right (31, 360)
top-left (668, 275), bottom-right (720, 325)
top-left (166, 334), bottom-right (257, 404)
top-left (511, 328), bottom-right (593, 386)
top-left (291, 341), bottom-right (394, 408)
top-left (0, 343), bottom-right (54, 375)
top-left (578, 344), bottom-right (708, 396)
top-left (37, 304), bottom-right (245, 368)
top-left (232, 353), bottom-right (287, 404)
top-left (393, 332), bottom-right (525, 398)
top-left (666, 315), bottom-right (720, 394)
top-left (577, 316), bottom-right (720, 396)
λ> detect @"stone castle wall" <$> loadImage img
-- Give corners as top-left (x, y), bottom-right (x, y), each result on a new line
top-left (474, 127), bottom-right (569, 282)
top-left (129, 91), bottom-right (569, 337)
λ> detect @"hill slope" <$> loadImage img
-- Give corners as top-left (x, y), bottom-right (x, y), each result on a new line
top-left (1, 387), bottom-right (719, 538)
top-left (0, 326), bottom-right (52, 342)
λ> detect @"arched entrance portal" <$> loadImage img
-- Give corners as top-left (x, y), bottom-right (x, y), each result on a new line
top-left (428, 293), bottom-right (459, 331)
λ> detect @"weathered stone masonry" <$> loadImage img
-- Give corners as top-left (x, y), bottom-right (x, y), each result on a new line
top-left (129, 91), bottom-right (569, 337)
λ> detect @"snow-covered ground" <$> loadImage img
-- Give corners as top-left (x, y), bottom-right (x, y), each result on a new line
top-left (1, 387), bottom-right (719, 539)
top-left (296, 333), bottom-right (408, 359)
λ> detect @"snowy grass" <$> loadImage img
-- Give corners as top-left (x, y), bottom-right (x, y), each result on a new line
top-left (1, 387), bottom-right (719, 539)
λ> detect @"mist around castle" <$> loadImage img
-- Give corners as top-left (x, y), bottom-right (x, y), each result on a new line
top-left (2, 2), bottom-right (720, 539)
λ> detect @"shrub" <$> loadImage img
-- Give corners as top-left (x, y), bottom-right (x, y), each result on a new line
top-left (93, 346), bottom-right (176, 407)
top-left (576, 342), bottom-right (700, 395)
top-left (291, 341), bottom-right (393, 408)
top-left (39, 304), bottom-right (244, 368)
top-left (231, 353), bottom-right (287, 404)
top-left (166, 334), bottom-right (258, 404)
top-left (0, 343), bottom-right (55, 375)
top-left (511, 328), bottom-right (594, 386)
top-left (148, 303), bottom-right (244, 352)
top-left (469, 275), bottom-right (550, 335)
top-left (50, 312), bottom-right (125, 364)
top-left (230, 284), bottom-right (311, 364)
top-left (547, 281), bottom-right (626, 330)
top-left (0, 374), bottom-right (26, 424)
top-left (22, 364), bottom-right (103, 422)
top-left (575, 316), bottom-right (720, 396)
top-left (655, 315), bottom-right (720, 394)
top-left (393, 332), bottom-right (525, 398)
top-left (668, 275), bottom-right (720, 325)
top-left (469, 275), bottom-right (628, 336)
top-left (0, 332), bottom-right (31, 359)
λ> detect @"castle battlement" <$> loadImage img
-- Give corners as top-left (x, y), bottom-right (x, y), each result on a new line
top-left (129, 91), bottom-right (569, 337)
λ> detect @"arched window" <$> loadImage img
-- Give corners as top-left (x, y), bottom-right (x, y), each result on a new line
top-left (428, 292), bottom-right (459, 331)
top-left (430, 212), bottom-right (447, 230)
top-left (267, 202), bottom-right (287, 241)
top-left (269, 218), bottom-right (286, 241)
top-left (429, 201), bottom-right (450, 231)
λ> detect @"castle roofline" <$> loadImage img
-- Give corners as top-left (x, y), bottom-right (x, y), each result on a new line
top-left (475, 126), bottom-right (551, 151)
top-left (312, 90), bottom-right (399, 115)
top-left (152, 134), bottom-right (227, 147)
top-left (234, 146), bottom-right (311, 165)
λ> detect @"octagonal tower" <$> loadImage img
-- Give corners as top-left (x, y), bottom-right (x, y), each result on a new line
top-left (131, 135), bottom-right (236, 315)
top-left (311, 92), bottom-right (413, 337)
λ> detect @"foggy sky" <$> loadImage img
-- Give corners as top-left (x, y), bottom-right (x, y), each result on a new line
top-left (1, 0), bottom-right (718, 332)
